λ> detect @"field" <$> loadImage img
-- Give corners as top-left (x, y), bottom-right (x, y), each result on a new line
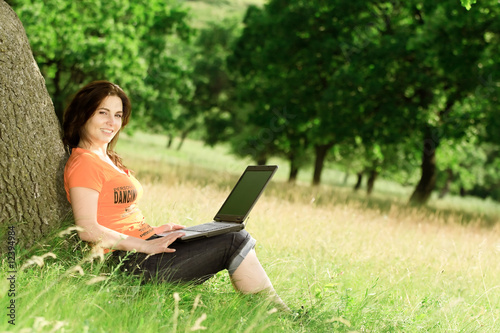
top-left (1, 132), bottom-right (500, 332)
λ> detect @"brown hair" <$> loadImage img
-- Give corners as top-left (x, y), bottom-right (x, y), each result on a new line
top-left (62, 80), bottom-right (131, 170)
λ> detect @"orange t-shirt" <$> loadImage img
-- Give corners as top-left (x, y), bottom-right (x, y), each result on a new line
top-left (64, 148), bottom-right (155, 240)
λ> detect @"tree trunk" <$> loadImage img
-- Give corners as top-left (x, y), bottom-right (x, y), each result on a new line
top-left (288, 155), bottom-right (299, 184)
top-left (409, 127), bottom-right (438, 205)
top-left (354, 172), bottom-right (363, 191)
top-left (312, 143), bottom-right (334, 186)
top-left (177, 122), bottom-right (197, 151)
top-left (256, 155), bottom-right (267, 166)
top-left (460, 187), bottom-right (467, 197)
top-left (166, 134), bottom-right (173, 149)
top-left (366, 169), bottom-right (378, 196)
top-left (0, 0), bottom-right (71, 250)
top-left (176, 129), bottom-right (189, 151)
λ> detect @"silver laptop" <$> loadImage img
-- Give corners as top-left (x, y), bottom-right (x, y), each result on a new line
top-left (160, 165), bottom-right (278, 241)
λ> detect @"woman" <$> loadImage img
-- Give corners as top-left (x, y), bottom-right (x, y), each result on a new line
top-left (62, 81), bottom-right (287, 308)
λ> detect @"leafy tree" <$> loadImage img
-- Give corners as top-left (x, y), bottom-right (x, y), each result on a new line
top-left (231, 1), bottom-right (371, 183)
top-left (467, 30), bottom-right (500, 199)
top-left (231, 0), bottom-right (499, 205)
top-left (399, 0), bottom-right (500, 204)
top-left (12, 0), bottom-right (192, 126)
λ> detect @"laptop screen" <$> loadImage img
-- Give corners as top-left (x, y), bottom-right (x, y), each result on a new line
top-left (215, 166), bottom-right (277, 222)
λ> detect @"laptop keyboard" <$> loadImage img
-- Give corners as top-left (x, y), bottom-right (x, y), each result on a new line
top-left (185, 224), bottom-right (228, 232)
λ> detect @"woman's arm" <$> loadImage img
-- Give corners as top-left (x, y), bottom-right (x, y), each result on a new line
top-left (69, 187), bottom-right (184, 254)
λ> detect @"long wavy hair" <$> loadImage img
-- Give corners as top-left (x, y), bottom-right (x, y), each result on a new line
top-left (62, 81), bottom-right (132, 170)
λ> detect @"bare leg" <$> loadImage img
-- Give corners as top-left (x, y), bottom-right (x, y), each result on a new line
top-left (230, 249), bottom-right (289, 311)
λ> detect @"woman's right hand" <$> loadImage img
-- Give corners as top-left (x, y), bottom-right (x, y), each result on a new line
top-left (143, 231), bottom-right (185, 254)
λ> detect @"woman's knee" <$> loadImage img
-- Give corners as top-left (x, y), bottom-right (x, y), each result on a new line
top-left (226, 230), bottom-right (256, 274)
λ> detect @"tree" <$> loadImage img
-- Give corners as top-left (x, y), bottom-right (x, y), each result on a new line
top-left (231, 0), bottom-right (499, 204)
top-left (0, 0), bottom-right (70, 249)
top-left (231, 1), bottom-right (368, 184)
top-left (401, 0), bottom-right (500, 204)
top-left (12, 0), bottom-right (192, 126)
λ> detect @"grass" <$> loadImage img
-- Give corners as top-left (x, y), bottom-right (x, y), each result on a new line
top-left (1, 132), bottom-right (500, 332)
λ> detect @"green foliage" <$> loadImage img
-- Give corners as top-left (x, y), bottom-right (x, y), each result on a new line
top-left (12, 0), bottom-right (193, 126)
top-left (9, 0), bottom-right (500, 201)
top-left (461, 0), bottom-right (477, 10)
top-left (230, 1), bottom-right (358, 172)
top-left (183, 19), bottom-right (242, 146)
top-left (228, 0), bottom-right (500, 201)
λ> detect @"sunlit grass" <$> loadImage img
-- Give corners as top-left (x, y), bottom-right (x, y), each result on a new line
top-left (118, 131), bottom-right (500, 225)
top-left (185, 0), bottom-right (267, 28)
top-left (2, 131), bottom-right (499, 332)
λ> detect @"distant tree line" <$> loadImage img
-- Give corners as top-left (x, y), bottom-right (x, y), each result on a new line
top-left (9, 0), bottom-right (500, 205)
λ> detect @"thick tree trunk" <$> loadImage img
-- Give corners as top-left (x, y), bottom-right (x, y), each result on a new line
top-left (409, 127), bottom-right (438, 205)
top-left (0, 1), bottom-right (70, 250)
top-left (312, 143), bottom-right (334, 186)
top-left (366, 169), bottom-right (378, 196)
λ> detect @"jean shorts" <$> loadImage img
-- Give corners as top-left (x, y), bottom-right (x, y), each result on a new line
top-left (112, 229), bottom-right (256, 284)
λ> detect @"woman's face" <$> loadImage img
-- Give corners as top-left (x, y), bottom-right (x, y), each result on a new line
top-left (81, 95), bottom-right (123, 148)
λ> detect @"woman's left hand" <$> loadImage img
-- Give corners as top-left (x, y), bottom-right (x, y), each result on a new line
top-left (154, 223), bottom-right (186, 234)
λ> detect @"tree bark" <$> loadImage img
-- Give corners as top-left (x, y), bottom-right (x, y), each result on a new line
top-left (409, 126), bottom-right (438, 205)
top-left (0, 1), bottom-right (70, 250)
top-left (312, 143), bottom-right (334, 186)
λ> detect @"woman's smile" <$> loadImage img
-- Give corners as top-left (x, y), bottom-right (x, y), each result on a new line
top-left (81, 95), bottom-right (123, 149)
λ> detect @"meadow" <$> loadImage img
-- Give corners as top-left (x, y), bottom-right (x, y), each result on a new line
top-left (1, 132), bottom-right (499, 332)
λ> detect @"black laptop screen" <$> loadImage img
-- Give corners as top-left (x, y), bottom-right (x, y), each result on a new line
top-left (216, 170), bottom-right (274, 218)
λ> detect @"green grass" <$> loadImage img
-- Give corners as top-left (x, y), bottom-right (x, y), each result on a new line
top-left (2, 132), bottom-right (499, 332)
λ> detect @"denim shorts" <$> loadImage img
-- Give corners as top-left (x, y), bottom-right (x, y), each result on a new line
top-left (111, 229), bottom-right (256, 284)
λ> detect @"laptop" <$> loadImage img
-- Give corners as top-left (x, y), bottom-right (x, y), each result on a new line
top-left (159, 165), bottom-right (278, 241)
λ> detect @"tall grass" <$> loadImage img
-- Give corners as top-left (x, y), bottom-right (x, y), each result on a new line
top-left (1, 132), bottom-right (499, 332)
